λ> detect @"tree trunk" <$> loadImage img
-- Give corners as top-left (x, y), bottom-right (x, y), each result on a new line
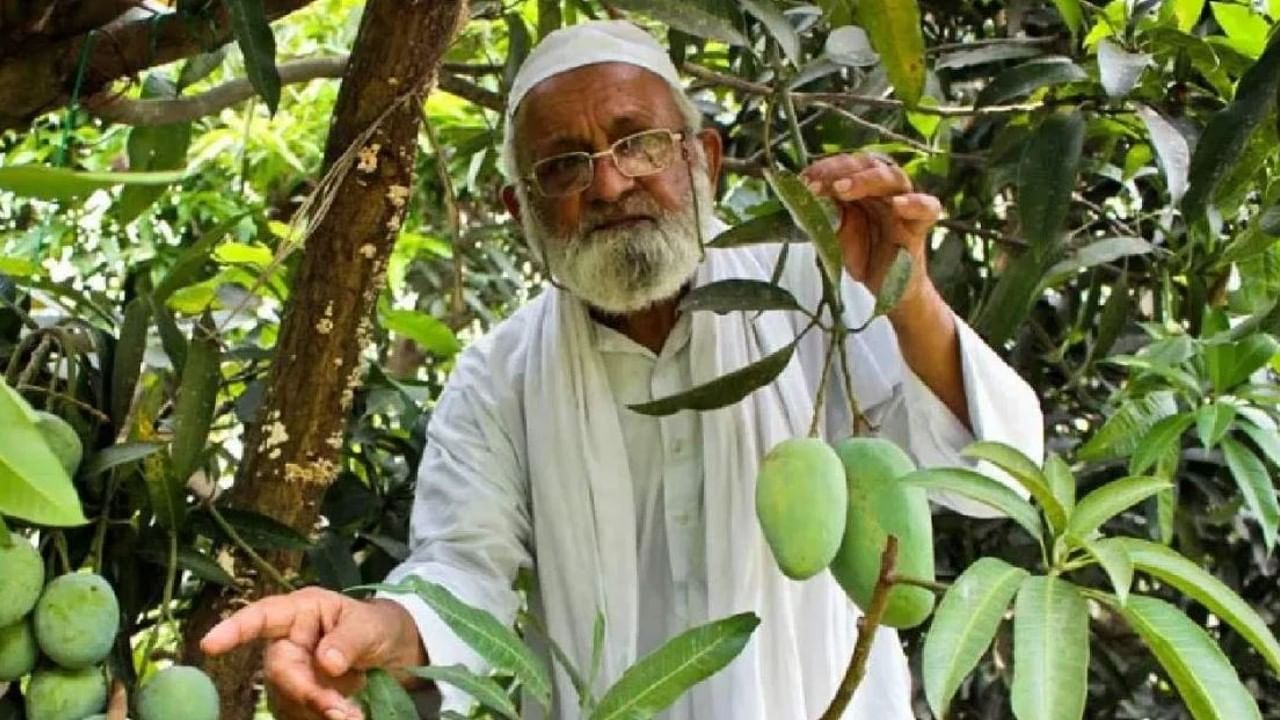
top-left (178, 1), bottom-right (467, 717)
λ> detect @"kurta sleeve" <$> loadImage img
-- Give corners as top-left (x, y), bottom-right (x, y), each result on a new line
top-left (834, 283), bottom-right (1045, 518)
top-left (376, 346), bottom-right (533, 708)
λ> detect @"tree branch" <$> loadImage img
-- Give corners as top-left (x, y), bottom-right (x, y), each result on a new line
top-left (1, 0), bottom-right (147, 59)
top-left (0, 0), bottom-right (315, 130)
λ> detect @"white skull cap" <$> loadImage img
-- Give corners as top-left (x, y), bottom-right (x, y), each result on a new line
top-left (501, 20), bottom-right (683, 179)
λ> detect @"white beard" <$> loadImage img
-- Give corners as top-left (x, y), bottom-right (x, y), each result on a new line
top-left (519, 171), bottom-right (715, 314)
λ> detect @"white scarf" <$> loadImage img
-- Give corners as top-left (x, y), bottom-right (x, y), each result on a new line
top-left (521, 245), bottom-right (913, 719)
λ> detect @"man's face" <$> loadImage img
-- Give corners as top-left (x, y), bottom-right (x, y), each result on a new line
top-left (509, 63), bottom-right (720, 314)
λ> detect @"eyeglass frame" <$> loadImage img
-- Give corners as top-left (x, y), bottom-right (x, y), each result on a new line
top-left (520, 127), bottom-right (693, 198)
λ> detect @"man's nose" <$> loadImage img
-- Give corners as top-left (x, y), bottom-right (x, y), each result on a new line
top-left (585, 154), bottom-right (636, 203)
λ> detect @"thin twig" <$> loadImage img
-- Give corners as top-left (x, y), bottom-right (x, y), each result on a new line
top-left (938, 217), bottom-right (1028, 249)
top-left (811, 101), bottom-right (940, 156)
top-left (207, 503), bottom-right (296, 592)
top-left (820, 537), bottom-right (900, 720)
top-left (17, 384), bottom-right (112, 423)
top-left (927, 35), bottom-right (1057, 55)
top-left (890, 573), bottom-right (951, 593)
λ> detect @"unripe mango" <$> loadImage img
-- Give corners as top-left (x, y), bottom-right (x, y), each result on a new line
top-left (25, 665), bottom-right (107, 720)
top-left (829, 437), bottom-right (936, 629)
top-left (34, 574), bottom-right (119, 669)
top-left (756, 438), bottom-right (848, 580)
top-left (0, 537), bottom-right (44, 627)
top-left (136, 665), bottom-right (219, 720)
top-left (35, 412), bottom-right (82, 477)
top-left (0, 618), bottom-right (36, 680)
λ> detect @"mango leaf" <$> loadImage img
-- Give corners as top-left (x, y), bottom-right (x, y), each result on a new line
top-left (137, 544), bottom-right (235, 587)
top-left (1077, 536), bottom-right (1133, 605)
top-left (81, 442), bottom-right (164, 479)
top-left (111, 297), bottom-right (151, 427)
top-left (0, 379), bottom-right (87, 526)
top-left (1238, 420), bottom-right (1280, 468)
top-left (1210, 2), bottom-right (1268, 58)
top-left (609, 0), bottom-right (747, 45)
top-left (629, 339), bottom-right (797, 416)
top-left (976, 250), bottom-right (1046, 346)
top-left (362, 668), bottom-right (420, 720)
top-left (1136, 104), bottom-right (1191, 202)
top-left (1011, 576), bottom-right (1089, 720)
top-left (707, 209), bottom-right (803, 248)
top-left (1182, 35), bottom-right (1280, 220)
top-left (1041, 237), bottom-right (1152, 288)
top-left (1065, 476), bottom-right (1171, 540)
top-left (405, 666), bottom-right (519, 720)
top-left (1052, 0), bottom-right (1084, 36)
top-left (1195, 402), bottom-right (1236, 450)
top-left (741, 0), bottom-right (800, 64)
top-left (1204, 334), bottom-right (1279, 393)
top-left (361, 577), bottom-right (553, 709)
top-left (381, 308), bottom-right (461, 359)
top-left (1105, 355), bottom-right (1202, 397)
top-left (922, 558), bottom-right (1027, 718)
top-left (153, 215), bottom-right (246, 303)
top-left (1163, 0), bottom-right (1206, 31)
top-left (963, 441), bottom-right (1067, 535)
top-left (900, 467), bottom-right (1043, 539)
top-left (1156, 485), bottom-right (1177, 545)
top-left (975, 57), bottom-right (1088, 106)
top-left (1092, 272), bottom-right (1130, 360)
top-left (191, 507), bottom-right (312, 551)
top-left (225, 0), bottom-right (281, 113)
top-left (817, 0), bottom-right (855, 25)
top-left (1097, 39), bottom-right (1151, 97)
top-left (825, 26), bottom-right (880, 66)
top-left (503, 13), bottom-right (532, 90)
top-left (936, 43), bottom-right (1041, 70)
top-left (170, 312), bottom-right (220, 490)
top-left (1219, 437), bottom-right (1280, 549)
top-left (678, 280), bottom-right (802, 315)
top-left (117, 75), bottom-right (192, 224)
top-left (177, 47), bottom-right (230, 91)
top-left (1018, 110), bottom-right (1085, 256)
top-left (1105, 537), bottom-right (1280, 675)
top-left (1043, 453), bottom-right (1076, 511)
top-left (855, 0), bottom-right (927, 105)
top-left (151, 296), bottom-right (188, 369)
top-left (873, 249), bottom-right (914, 315)
top-left (1129, 412), bottom-right (1194, 475)
top-left (0, 167), bottom-right (187, 202)
top-left (590, 613), bottom-right (759, 720)
top-left (1077, 391), bottom-right (1178, 461)
top-left (1115, 595), bottom-right (1262, 720)
top-left (766, 169), bottom-right (843, 286)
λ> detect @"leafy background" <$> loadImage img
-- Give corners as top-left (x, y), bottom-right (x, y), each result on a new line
top-left (1, 0), bottom-right (1279, 717)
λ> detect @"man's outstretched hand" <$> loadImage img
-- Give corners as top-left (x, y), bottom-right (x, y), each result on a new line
top-left (200, 587), bottom-right (426, 720)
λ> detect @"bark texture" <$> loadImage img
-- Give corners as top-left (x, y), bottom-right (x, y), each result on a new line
top-left (176, 1), bottom-right (468, 718)
top-left (0, 0), bottom-right (315, 130)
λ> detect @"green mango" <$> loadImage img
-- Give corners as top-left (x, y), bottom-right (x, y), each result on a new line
top-left (0, 617), bottom-right (37, 680)
top-left (755, 438), bottom-right (848, 580)
top-left (34, 574), bottom-right (119, 670)
top-left (136, 665), bottom-right (219, 720)
top-left (0, 537), bottom-right (44, 627)
top-left (25, 665), bottom-right (108, 720)
top-left (34, 412), bottom-right (82, 477)
top-left (829, 437), bottom-right (936, 629)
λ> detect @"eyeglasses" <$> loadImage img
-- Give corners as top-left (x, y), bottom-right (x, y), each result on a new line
top-left (524, 128), bottom-right (687, 198)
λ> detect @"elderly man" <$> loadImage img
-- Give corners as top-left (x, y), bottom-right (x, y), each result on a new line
top-left (201, 20), bottom-right (1043, 720)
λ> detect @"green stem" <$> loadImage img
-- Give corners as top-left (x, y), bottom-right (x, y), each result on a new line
top-left (208, 503), bottom-right (295, 591)
top-left (53, 531), bottom-right (72, 574)
top-left (161, 530), bottom-right (179, 642)
top-left (890, 573), bottom-right (950, 593)
top-left (91, 470), bottom-right (121, 572)
top-left (772, 49), bottom-right (809, 167)
top-left (808, 328), bottom-right (839, 438)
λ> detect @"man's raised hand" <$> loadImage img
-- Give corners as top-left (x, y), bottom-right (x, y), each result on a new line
top-left (200, 586), bottom-right (424, 720)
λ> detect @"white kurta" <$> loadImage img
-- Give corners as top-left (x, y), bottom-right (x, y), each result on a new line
top-left (382, 242), bottom-right (1044, 719)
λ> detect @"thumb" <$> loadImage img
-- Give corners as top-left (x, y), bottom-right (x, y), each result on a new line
top-left (314, 601), bottom-right (389, 677)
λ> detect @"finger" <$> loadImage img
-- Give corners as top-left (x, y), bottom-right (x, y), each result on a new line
top-left (801, 152), bottom-right (894, 192)
top-left (890, 193), bottom-right (943, 222)
top-left (265, 641), bottom-right (365, 720)
top-left (314, 601), bottom-right (393, 677)
top-left (829, 163), bottom-right (912, 202)
top-left (202, 595), bottom-right (312, 656)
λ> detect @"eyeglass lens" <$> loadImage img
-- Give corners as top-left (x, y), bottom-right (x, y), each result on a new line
top-left (533, 130), bottom-right (678, 197)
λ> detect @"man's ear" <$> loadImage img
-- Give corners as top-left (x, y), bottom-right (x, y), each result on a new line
top-left (500, 185), bottom-right (521, 222)
top-left (696, 128), bottom-right (724, 195)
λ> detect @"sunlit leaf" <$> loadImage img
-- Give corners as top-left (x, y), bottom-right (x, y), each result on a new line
top-left (923, 558), bottom-right (1027, 718)
top-left (0, 166), bottom-right (187, 202)
top-left (1115, 595), bottom-right (1262, 720)
top-left (609, 0), bottom-right (747, 45)
top-left (590, 613), bottom-right (759, 720)
top-left (975, 57), bottom-right (1087, 106)
top-left (900, 467), bottom-right (1043, 539)
top-left (1065, 476), bottom-right (1171, 540)
top-left (1136, 104), bottom-right (1191, 202)
top-left (0, 379), bottom-right (87, 526)
top-left (1077, 391), bottom-right (1179, 461)
top-left (1220, 436), bottom-right (1280, 549)
top-left (1195, 401), bottom-right (1236, 450)
top-left (381, 308), bottom-right (461, 359)
top-left (1011, 576), bottom-right (1089, 720)
top-left (405, 666), bottom-right (519, 720)
top-left (855, 0), bottom-right (927, 105)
